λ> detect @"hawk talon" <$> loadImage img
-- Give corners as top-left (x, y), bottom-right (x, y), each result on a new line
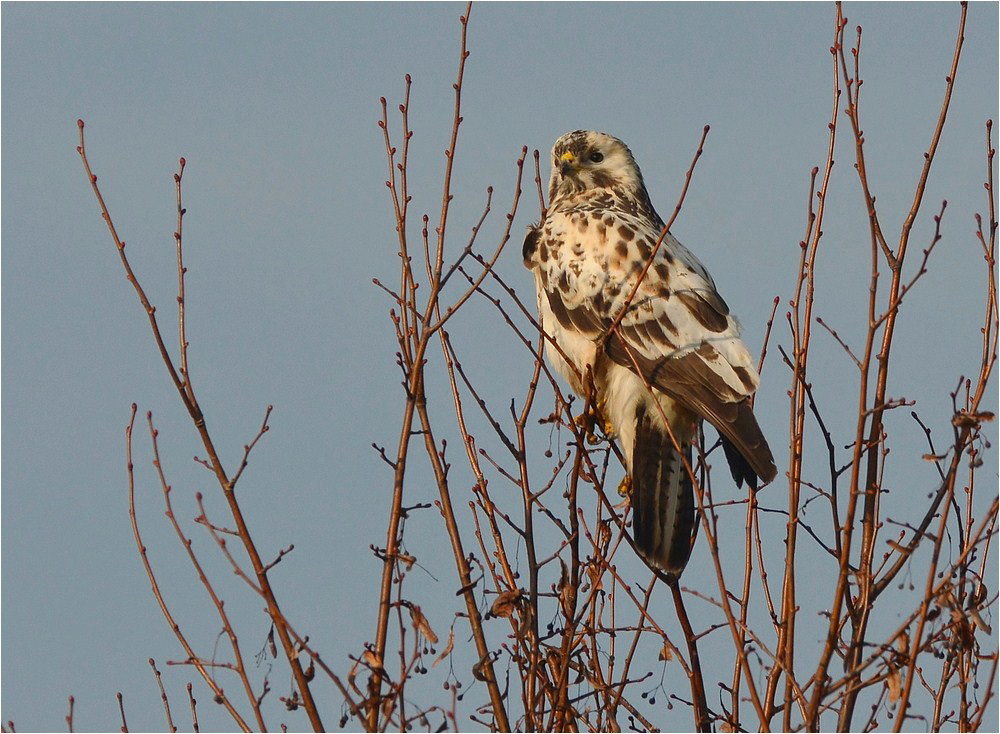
top-left (574, 402), bottom-right (606, 444)
top-left (617, 475), bottom-right (632, 498)
top-left (595, 398), bottom-right (616, 437)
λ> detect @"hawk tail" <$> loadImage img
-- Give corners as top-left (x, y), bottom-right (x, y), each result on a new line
top-left (630, 406), bottom-right (695, 576)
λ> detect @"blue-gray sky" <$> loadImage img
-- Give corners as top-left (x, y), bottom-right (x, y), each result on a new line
top-left (3, 2), bottom-right (997, 731)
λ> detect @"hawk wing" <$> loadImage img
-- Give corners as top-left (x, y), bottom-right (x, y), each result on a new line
top-left (528, 214), bottom-right (777, 487)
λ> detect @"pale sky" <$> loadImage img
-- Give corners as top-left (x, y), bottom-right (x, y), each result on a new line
top-left (3, 2), bottom-right (997, 731)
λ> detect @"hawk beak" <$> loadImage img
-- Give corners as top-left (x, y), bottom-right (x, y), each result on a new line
top-left (559, 151), bottom-right (578, 177)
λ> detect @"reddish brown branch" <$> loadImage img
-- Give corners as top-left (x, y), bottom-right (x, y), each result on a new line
top-left (145, 412), bottom-right (265, 729)
top-left (125, 406), bottom-right (252, 731)
top-left (149, 659), bottom-right (177, 733)
top-left (116, 692), bottom-right (127, 733)
top-left (79, 122), bottom-right (323, 730)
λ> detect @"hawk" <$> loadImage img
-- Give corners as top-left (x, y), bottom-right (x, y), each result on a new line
top-left (523, 130), bottom-right (776, 575)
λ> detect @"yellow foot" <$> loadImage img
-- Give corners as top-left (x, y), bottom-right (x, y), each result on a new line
top-left (596, 397), bottom-right (616, 438)
top-left (574, 405), bottom-right (600, 444)
top-left (574, 399), bottom-right (615, 445)
top-left (617, 475), bottom-right (632, 498)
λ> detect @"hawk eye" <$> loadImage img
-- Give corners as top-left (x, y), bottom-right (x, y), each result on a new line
top-left (589, 151), bottom-right (604, 163)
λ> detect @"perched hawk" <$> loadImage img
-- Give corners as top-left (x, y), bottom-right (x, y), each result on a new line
top-left (523, 130), bottom-right (776, 575)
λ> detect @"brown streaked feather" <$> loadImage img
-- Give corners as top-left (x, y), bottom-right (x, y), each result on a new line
top-left (544, 288), bottom-right (607, 338)
top-left (607, 335), bottom-right (777, 484)
top-left (618, 318), bottom-right (679, 354)
top-left (675, 290), bottom-right (730, 333)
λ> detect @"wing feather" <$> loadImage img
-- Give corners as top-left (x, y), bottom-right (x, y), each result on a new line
top-left (544, 287), bottom-right (606, 338)
top-left (606, 334), bottom-right (777, 484)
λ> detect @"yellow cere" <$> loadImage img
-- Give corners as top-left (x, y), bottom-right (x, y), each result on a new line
top-left (560, 151), bottom-right (576, 163)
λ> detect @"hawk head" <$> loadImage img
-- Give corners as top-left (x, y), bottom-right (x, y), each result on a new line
top-left (548, 130), bottom-right (647, 204)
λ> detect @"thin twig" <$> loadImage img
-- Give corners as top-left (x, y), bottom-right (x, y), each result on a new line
top-left (116, 692), bottom-right (127, 733)
top-left (149, 659), bottom-right (177, 733)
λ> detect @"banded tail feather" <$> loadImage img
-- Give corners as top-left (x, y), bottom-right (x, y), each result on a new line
top-left (630, 405), bottom-right (695, 575)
